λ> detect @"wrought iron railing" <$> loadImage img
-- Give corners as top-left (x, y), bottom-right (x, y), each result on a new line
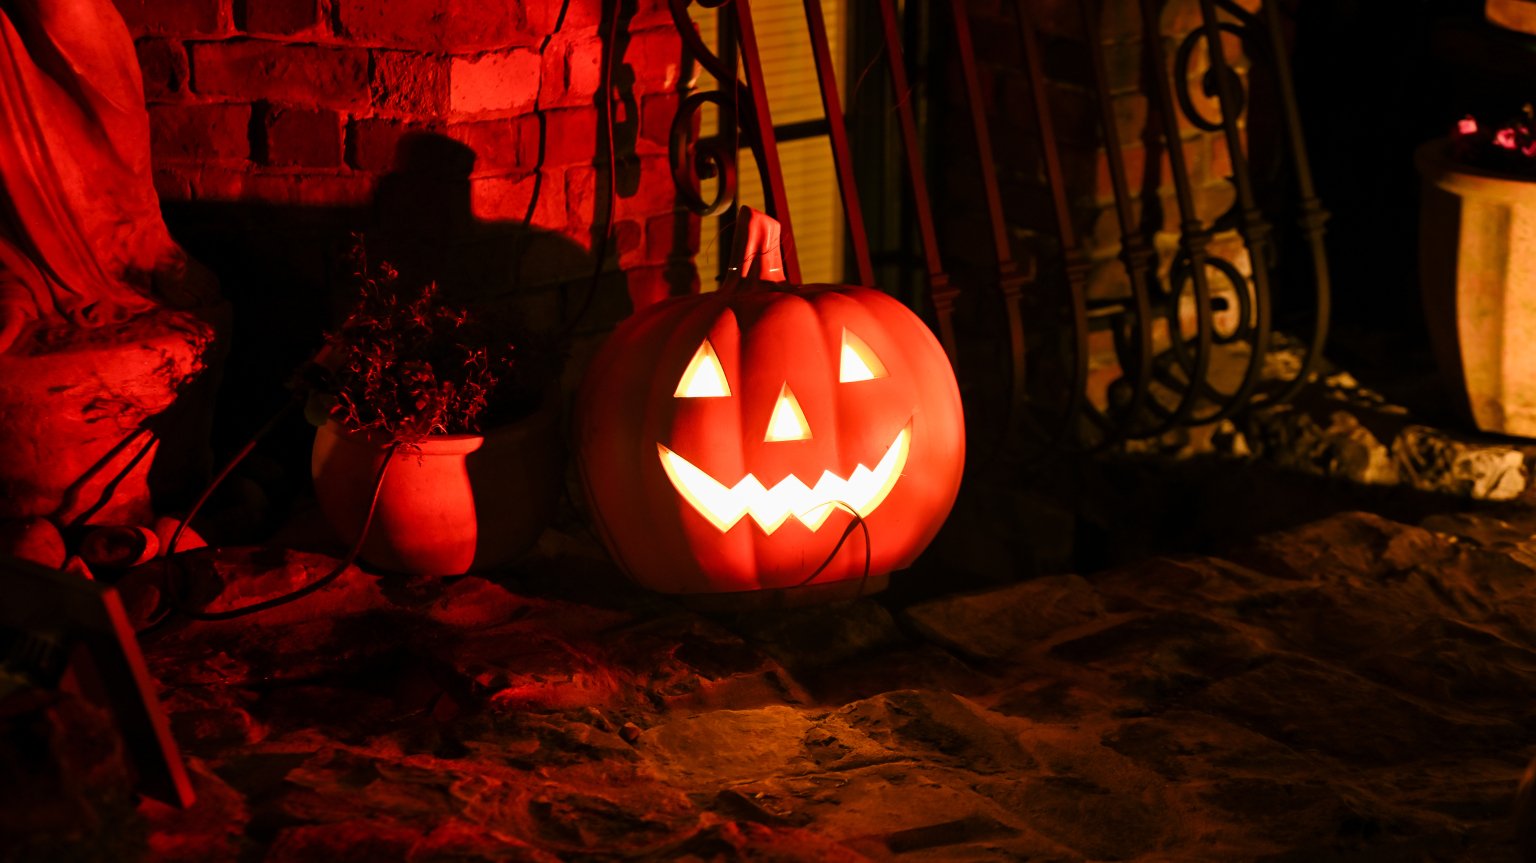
top-left (665, 0), bottom-right (1330, 458)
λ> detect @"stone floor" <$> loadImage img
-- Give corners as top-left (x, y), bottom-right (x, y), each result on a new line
top-left (9, 339), bottom-right (1536, 861)
top-left (8, 470), bottom-right (1536, 861)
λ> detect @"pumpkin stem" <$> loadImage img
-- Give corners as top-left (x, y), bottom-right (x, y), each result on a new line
top-left (723, 206), bottom-right (788, 292)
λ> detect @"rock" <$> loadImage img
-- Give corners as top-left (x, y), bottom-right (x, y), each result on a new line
top-left (664, 822), bottom-right (873, 861)
top-left (723, 600), bottom-right (905, 670)
top-left (0, 516), bottom-right (66, 568)
top-left (1193, 655), bottom-right (1521, 764)
top-left (640, 706), bottom-right (814, 786)
top-left (140, 760), bottom-right (250, 863)
top-left (159, 546), bottom-right (388, 625)
top-left (153, 515), bottom-right (206, 555)
top-left (1392, 425), bottom-right (1528, 500)
top-left (0, 307), bottom-right (222, 526)
top-left (80, 525), bottom-right (159, 570)
top-left (1519, 758), bottom-right (1536, 863)
top-left (1006, 774), bottom-right (1171, 860)
top-left (446, 630), bottom-right (622, 713)
top-left (904, 575), bottom-right (1105, 661)
top-left (423, 576), bottom-right (536, 629)
top-left (1248, 407), bottom-right (1398, 485)
top-left (808, 690), bottom-right (1036, 774)
top-left (0, 690), bottom-right (139, 859)
top-left (61, 555), bottom-right (95, 581)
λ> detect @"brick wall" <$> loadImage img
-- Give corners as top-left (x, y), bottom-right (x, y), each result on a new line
top-left (941, 0), bottom-right (1257, 313)
top-left (115, 0), bottom-right (696, 417)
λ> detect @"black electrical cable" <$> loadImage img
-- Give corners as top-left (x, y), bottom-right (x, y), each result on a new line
top-left (793, 500), bottom-right (873, 598)
top-left (165, 443), bottom-right (396, 622)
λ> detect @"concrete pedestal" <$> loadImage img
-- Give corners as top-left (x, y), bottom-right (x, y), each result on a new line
top-left (0, 306), bottom-right (226, 527)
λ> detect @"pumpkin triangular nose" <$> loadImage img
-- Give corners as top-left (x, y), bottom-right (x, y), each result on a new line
top-left (764, 384), bottom-right (811, 442)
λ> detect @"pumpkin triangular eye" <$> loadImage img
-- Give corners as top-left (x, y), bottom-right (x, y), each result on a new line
top-left (675, 339), bottom-right (731, 398)
top-left (839, 329), bottom-right (887, 382)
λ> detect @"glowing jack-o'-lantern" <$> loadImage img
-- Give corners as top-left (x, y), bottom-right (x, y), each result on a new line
top-left (576, 208), bottom-right (964, 596)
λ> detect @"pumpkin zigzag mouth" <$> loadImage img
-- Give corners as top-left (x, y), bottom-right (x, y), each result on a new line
top-left (657, 423), bottom-right (911, 534)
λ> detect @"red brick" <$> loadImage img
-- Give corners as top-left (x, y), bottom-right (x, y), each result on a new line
top-left (372, 51), bottom-right (449, 116)
top-left (639, 94), bottom-right (677, 154)
top-left (449, 49), bottom-right (541, 115)
top-left (632, 0), bottom-right (676, 29)
top-left (513, 113), bottom-right (544, 172)
top-left (566, 165), bottom-right (602, 231)
top-left (115, 0), bottom-right (228, 37)
top-left (1047, 81), bottom-right (1099, 146)
top-left (1102, 39), bottom-right (1145, 95)
top-left (348, 118), bottom-right (432, 172)
top-left (241, 0), bottom-right (325, 35)
top-left (644, 213), bottom-right (688, 264)
top-left (153, 168), bottom-right (193, 201)
top-left (136, 38), bottom-right (188, 101)
top-left (538, 34), bottom-right (602, 110)
top-left (624, 28), bottom-right (684, 96)
top-left (336, 0), bottom-right (536, 51)
top-left (568, 156), bottom-right (680, 238)
top-left (543, 108), bottom-right (599, 168)
top-left (150, 103), bottom-right (250, 162)
top-left (469, 174), bottom-right (565, 228)
top-left (191, 41), bottom-right (368, 109)
top-left (188, 169), bottom-right (375, 206)
top-left (1091, 135), bottom-right (1211, 200)
top-left (613, 218), bottom-right (643, 268)
top-left (1208, 132), bottom-right (1232, 180)
top-left (1097, 0), bottom-right (1144, 41)
top-left (628, 154), bottom-right (683, 219)
top-left (263, 106), bottom-right (343, 167)
top-left (1191, 181), bottom-right (1236, 223)
top-left (1024, 0), bottom-right (1085, 38)
top-left (446, 119), bottom-right (522, 175)
top-left (1108, 92), bottom-right (1149, 144)
top-left (622, 265), bottom-right (681, 311)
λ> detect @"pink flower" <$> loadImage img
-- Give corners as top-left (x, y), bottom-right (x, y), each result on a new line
top-left (1457, 116), bottom-right (1479, 136)
top-left (1495, 128), bottom-right (1518, 150)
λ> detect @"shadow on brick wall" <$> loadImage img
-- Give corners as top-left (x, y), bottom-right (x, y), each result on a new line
top-left (161, 133), bottom-right (613, 532)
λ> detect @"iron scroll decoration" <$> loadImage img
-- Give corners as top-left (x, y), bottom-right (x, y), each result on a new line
top-left (665, 0), bottom-right (1331, 454)
top-left (1017, 0), bottom-right (1331, 448)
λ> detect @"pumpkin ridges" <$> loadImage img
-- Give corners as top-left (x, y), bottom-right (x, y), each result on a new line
top-left (577, 213), bottom-right (963, 596)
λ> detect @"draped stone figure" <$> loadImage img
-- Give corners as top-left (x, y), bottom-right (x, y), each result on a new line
top-left (0, 0), bottom-right (223, 531)
top-left (0, 0), bottom-right (212, 353)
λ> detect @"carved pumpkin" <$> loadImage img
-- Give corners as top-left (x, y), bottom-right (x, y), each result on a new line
top-left (577, 209), bottom-right (964, 596)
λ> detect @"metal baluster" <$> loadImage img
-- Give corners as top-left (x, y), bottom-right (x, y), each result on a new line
top-left (1137, 0), bottom-right (1216, 434)
top-left (1254, 0), bottom-right (1329, 404)
top-left (1080, 0), bottom-right (1155, 440)
top-left (801, 0), bottom-right (873, 286)
top-left (1185, 0), bottom-right (1273, 417)
top-left (1012, 0), bottom-right (1091, 449)
top-left (734, 0), bottom-right (801, 282)
top-left (948, 0), bottom-right (1030, 438)
top-left (876, 0), bottom-right (959, 365)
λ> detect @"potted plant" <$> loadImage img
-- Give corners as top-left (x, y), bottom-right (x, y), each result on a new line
top-left (1417, 106), bottom-right (1536, 437)
top-left (309, 241), bottom-right (562, 576)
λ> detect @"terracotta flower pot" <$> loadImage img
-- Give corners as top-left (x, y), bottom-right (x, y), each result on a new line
top-left (1417, 139), bottom-right (1536, 437)
top-left (311, 391), bottom-right (563, 576)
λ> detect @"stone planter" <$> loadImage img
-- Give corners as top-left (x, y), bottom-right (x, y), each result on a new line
top-left (1417, 139), bottom-right (1536, 437)
top-left (311, 390), bottom-right (562, 576)
top-left (0, 306), bottom-right (225, 526)
top-left (1488, 0), bottom-right (1536, 34)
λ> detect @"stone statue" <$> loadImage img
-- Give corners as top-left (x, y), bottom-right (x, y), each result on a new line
top-left (0, 0), bottom-right (213, 353)
top-left (0, 0), bottom-right (224, 535)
